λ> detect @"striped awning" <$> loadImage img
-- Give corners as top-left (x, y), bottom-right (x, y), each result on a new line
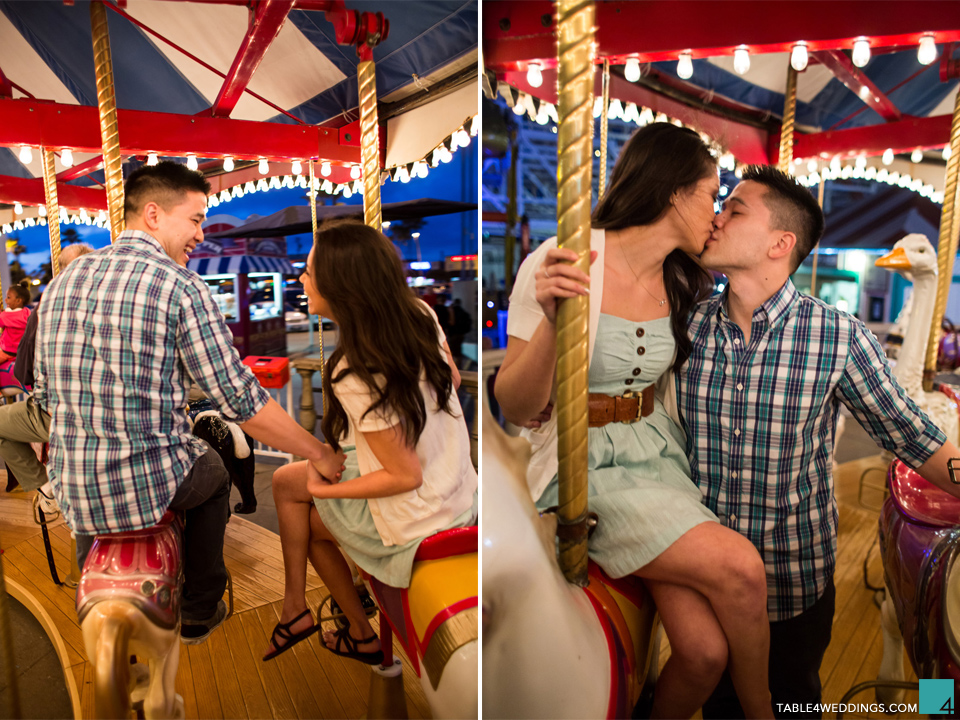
top-left (187, 255), bottom-right (295, 276)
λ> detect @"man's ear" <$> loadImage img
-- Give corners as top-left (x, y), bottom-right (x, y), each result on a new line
top-left (139, 201), bottom-right (161, 231)
top-left (769, 230), bottom-right (797, 262)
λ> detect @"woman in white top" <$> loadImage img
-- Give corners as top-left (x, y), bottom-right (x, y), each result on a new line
top-left (263, 220), bottom-right (477, 664)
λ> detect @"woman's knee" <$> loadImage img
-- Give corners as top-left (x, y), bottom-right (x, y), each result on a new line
top-left (272, 461), bottom-right (309, 500)
top-left (670, 625), bottom-right (728, 682)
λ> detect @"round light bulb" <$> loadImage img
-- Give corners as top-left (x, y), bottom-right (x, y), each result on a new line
top-left (526, 62), bottom-right (543, 88)
top-left (61, 148), bottom-right (74, 167)
top-left (624, 58), bottom-right (641, 82)
top-left (944, 146), bottom-right (952, 161)
top-left (13, 203), bottom-right (22, 215)
top-left (911, 149), bottom-right (924, 163)
top-left (186, 155), bottom-right (198, 171)
top-left (852, 39), bottom-right (871, 68)
top-left (733, 46), bottom-right (750, 75)
top-left (320, 162), bottom-right (331, 177)
top-left (147, 153), bottom-right (159, 166)
top-left (855, 154), bottom-right (867, 169)
top-left (350, 164), bottom-right (361, 180)
top-left (677, 51), bottom-right (693, 80)
top-left (807, 159), bottom-right (818, 173)
top-left (38, 204), bottom-right (46, 217)
top-left (791, 43), bottom-right (809, 72)
top-left (918, 34), bottom-right (937, 66)
top-left (223, 156), bottom-right (235, 172)
top-left (258, 158), bottom-right (269, 174)
top-left (291, 160), bottom-right (302, 175)
top-left (342, 185), bottom-right (353, 199)
top-left (18, 146), bottom-right (32, 164)
top-left (882, 148), bottom-right (894, 165)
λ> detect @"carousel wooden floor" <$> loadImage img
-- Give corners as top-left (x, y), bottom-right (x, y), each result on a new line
top-left (657, 452), bottom-right (923, 720)
top-left (0, 485), bottom-right (432, 720)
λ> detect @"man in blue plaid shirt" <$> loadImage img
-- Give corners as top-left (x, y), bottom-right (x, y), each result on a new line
top-left (678, 165), bottom-right (960, 718)
top-left (35, 162), bottom-right (344, 644)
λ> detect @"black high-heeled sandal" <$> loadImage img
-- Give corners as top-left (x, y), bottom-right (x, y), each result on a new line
top-left (322, 625), bottom-right (384, 665)
top-left (262, 608), bottom-right (320, 661)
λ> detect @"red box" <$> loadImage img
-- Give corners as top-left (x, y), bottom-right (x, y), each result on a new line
top-left (243, 356), bottom-right (290, 389)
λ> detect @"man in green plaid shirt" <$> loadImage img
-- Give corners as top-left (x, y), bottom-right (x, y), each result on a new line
top-left (678, 165), bottom-right (960, 719)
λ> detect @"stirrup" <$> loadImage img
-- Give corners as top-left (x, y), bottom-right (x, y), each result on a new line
top-left (317, 590), bottom-right (378, 630)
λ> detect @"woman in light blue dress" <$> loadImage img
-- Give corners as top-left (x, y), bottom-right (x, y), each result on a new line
top-left (496, 124), bottom-right (773, 719)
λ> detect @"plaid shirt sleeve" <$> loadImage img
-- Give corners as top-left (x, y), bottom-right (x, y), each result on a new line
top-left (836, 320), bottom-right (946, 466)
top-left (176, 274), bottom-right (270, 422)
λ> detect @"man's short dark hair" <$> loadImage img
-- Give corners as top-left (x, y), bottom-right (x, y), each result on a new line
top-left (123, 161), bottom-right (211, 220)
top-left (740, 165), bottom-right (824, 272)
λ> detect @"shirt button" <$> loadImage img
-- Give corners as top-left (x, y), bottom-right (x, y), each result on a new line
top-left (632, 368), bottom-right (641, 376)
top-left (734, 428), bottom-right (740, 436)
top-left (729, 515), bottom-right (738, 526)
top-left (734, 338), bottom-right (741, 345)
top-left (637, 347), bottom-right (645, 356)
top-left (625, 378), bottom-right (634, 385)
top-left (636, 328), bottom-right (645, 338)
top-left (732, 471), bottom-right (739, 479)
top-left (736, 383), bottom-right (743, 391)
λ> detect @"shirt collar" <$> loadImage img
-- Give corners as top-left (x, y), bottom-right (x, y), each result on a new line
top-left (117, 229), bottom-right (167, 257)
top-left (715, 279), bottom-right (798, 329)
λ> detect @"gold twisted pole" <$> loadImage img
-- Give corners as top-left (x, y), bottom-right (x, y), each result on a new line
top-left (555, 0), bottom-right (595, 587)
top-left (41, 149), bottom-right (63, 277)
top-left (925, 89), bottom-right (960, 391)
top-left (90, 1), bottom-right (124, 242)
top-left (308, 160), bottom-right (327, 416)
top-left (598, 58), bottom-right (610, 198)
top-left (357, 59), bottom-right (382, 230)
top-left (778, 64), bottom-right (798, 174)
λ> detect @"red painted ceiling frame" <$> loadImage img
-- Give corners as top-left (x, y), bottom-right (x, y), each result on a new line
top-left (485, 1), bottom-right (960, 164)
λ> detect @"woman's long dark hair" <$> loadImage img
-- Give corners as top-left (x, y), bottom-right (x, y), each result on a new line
top-left (592, 123), bottom-right (716, 370)
top-left (315, 221), bottom-right (454, 452)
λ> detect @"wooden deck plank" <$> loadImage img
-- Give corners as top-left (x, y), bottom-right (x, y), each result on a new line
top-left (80, 657), bottom-right (95, 720)
top-left (254, 604), bottom-right (324, 720)
top-left (222, 608), bottom-right (275, 720)
top-left (175, 635), bottom-right (200, 720)
top-left (238, 608), bottom-right (299, 719)
top-left (187, 640), bottom-right (224, 720)
top-left (206, 620), bottom-right (247, 720)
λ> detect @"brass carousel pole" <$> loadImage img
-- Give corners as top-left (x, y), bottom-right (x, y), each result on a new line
top-left (777, 64), bottom-right (798, 175)
top-left (40, 150), bottom-right (63, 277)
top-left (308, 160), bottom-right (327, 416)
top-left (924, 88), bottom-right (960, 392)
top-left (357, 53), bottom-right (382, 230)
top-left (598, 59), bottom-right (610, 199)
top-left (90, 0), bottom-right (124, 242)
top-left (555, 0), bottom-right (595, 587)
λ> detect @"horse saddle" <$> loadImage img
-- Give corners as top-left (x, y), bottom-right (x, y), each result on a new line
top-left (365, 526), bottom-right (478, 689)
top-left (887, 459), bottom-right (960, 529)
top-left (76, 510), bottom-right (184, 630)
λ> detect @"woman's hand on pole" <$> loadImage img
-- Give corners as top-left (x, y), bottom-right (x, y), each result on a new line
top-left (535, 248), bottom-right (596, 324)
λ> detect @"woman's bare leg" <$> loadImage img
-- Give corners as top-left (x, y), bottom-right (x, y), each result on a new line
top-left (645, 580), bottom-right (728, 719)
top-left (637, 523), bottom-right (773, 719)
top-left (264, 461), bottom-right (316, 654)
top-left (307, 507), bottom-right (380, 654)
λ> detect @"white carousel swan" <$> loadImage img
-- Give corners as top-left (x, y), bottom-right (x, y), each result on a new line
top-left (874, 233), bottom-right (960, 444)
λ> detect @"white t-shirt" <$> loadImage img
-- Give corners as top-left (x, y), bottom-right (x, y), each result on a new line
top-left (332, 304), bottom-right (477, 546)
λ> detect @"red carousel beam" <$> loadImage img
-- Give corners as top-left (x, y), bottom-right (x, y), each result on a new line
top-left (483, 1), bottom-right (960, 71)
top-left (793, 114), bottom-right (952, 160)
top-left (0, 99), bottom-right (357, 163)
top-left (0, 174), bottom-right (107, 210)
top-left (813, 50), bottom-right (902, 122)
top-left (58, 156), bottom-right (105, 183)
top-left (210, 0), bottom-right (293, 118)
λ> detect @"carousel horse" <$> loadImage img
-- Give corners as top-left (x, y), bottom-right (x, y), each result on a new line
top-left (76, 511), bottom-right (187, 720)
top-left (482, 407), bottom-right (659, 719)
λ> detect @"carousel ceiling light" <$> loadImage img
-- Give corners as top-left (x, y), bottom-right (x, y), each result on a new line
top-left (918, 34), bottom-right (937, 65)
top-left (677, 51), bottom-right (693, 80)
top-left (624, 58), bottom-right (641, 82)
top-left (911, 149), bottom-right (924, 163)
top-left (830, 155), bottom-right (842, 172)
top-left (608, 99), bottom-right (623, 121)
top-left (342, 184), bottom-right (353, 199)
top-left (791, 43), bottom-right (809, 72)
top-left (291, 160), bottom-right (302, 175)
top-left (733, 46), bottom-right (750, 75)
top-left (807, 159), bottom-right (818, 173)
top-left (223, 156), bottom-right (235, 172)
top-left (258, 158), bottom-right (269, 174)
top-left (147, 153), bottom-right (159, 166)
top-left (513, 101), bottom-right (527, 116)
top-left (186, 155), bottom-right (198, 171)
top-left (320, 162), bottom-right (331, 177)
top-left (852, 38), bottom-right (871, 68)
top-left (38, 204), bottom-right (46, 217)
top-left (13, 203), bottom-right (22, 215)
top-left (469, 115), bottom-right (479, 136)
top-left (855, 154), bottom-right (867, 169)
top-left (61, 148), bottom-right (74, 167)
top-left (882, 148), bottom-right (894, 165)
top-left (440, 146), bottom-right (453, 164)
top-left (944, 146), bottom-right (952, 161)
top-left (350, 164), bottom-right (361, 180)
top-left (18, 146), bottom-right (32, 164)
top-left (526, 62), bottom-right (543, 88)
top-left (457, 128), bottom-right (472, 147)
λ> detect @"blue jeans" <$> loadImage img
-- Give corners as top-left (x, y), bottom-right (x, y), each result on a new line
top-left (76, 449), bottom-right (230, 621)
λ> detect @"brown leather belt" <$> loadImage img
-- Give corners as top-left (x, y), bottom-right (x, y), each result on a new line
top-left (588, 386), bottom-right (655, 427)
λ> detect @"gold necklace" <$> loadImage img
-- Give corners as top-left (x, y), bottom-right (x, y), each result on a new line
top-left (620, 239), bottom-right (666, 307)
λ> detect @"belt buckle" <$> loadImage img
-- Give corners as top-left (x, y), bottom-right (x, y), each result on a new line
top-left (620, 390), bottom-right (642, 424)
